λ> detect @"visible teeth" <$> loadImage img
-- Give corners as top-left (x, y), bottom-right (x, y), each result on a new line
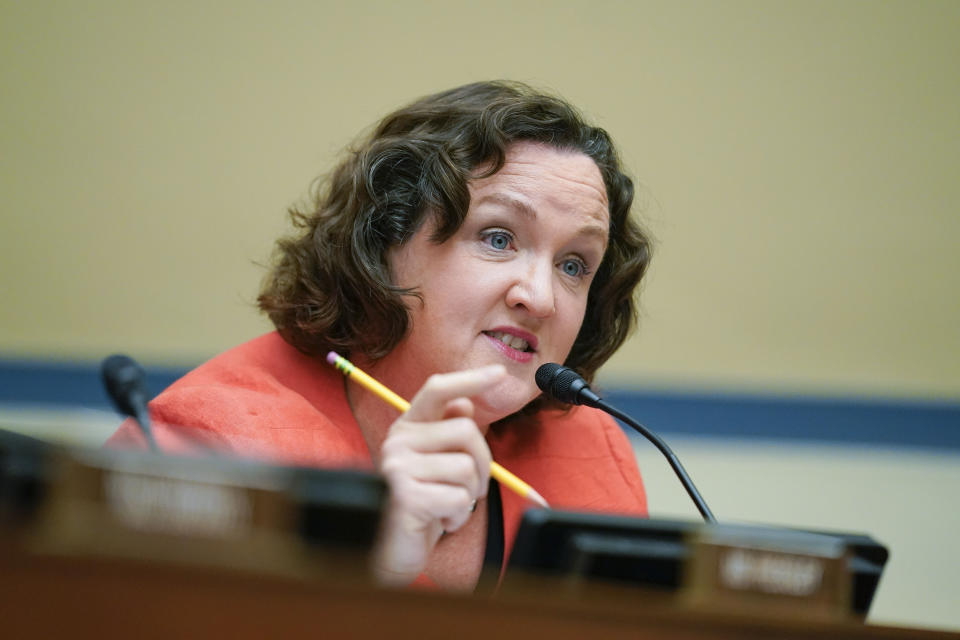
top-left (488, 331), bottom-right (530, 352)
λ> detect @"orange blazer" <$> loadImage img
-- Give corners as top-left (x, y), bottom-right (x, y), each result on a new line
top-left (107, 332), bottom-right (648, 580)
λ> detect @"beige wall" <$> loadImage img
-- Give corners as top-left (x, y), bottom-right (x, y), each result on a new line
top-left (2, 0), bottom-right (957, 399)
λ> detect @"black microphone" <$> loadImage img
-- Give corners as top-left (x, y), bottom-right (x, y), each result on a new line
top-left (535, 364), bottom-right (603, 407)
top-left (102, 354), bottom-right (158, 452)
top-left (536, 363), bottom-right (716, 522)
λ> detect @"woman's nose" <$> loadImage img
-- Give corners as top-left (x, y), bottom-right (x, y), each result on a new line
top-left (505, 258), bottom-right (556, 317)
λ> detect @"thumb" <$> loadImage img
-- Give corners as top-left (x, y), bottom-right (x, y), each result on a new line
top-left (441, 397), bottom-right (474, 420)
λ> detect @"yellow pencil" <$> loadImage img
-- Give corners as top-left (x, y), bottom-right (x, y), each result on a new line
top-left (327, 351), bottom-right (549, 509)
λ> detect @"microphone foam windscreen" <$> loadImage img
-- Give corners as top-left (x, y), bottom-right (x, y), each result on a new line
top-left (535, 363), bottom-right (584, 404)
top-left (535, 363), bottom-right (563, 394)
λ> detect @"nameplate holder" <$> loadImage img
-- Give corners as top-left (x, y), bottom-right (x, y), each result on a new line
top-left (15, 446), bottom-right (383, 584)
top-left (685, 524), bottom-right (851, 621)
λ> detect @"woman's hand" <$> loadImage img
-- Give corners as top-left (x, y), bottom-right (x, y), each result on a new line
top-left (372, 365), bottom-right (506, 586)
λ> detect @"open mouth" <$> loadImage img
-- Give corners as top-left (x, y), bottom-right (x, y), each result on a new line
top-left (483, 330), bottom-right (535, 353)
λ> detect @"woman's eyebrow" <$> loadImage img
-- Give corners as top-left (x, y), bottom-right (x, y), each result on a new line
top-left (473, 192), bottom-right (538, 219)
top-left (475, 192), bottom-right (609, 247)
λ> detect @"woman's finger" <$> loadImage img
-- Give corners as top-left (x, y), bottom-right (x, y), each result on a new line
top-left (382, 418), bottom-right (492, 495)
top-left (404, 366), bottom-right (506, 422)
top-left (382, 450), bottom-right (483, 497)
top-left (385, 417), bottom-right (482, 453)
top-left (442, 396), bottom-right (474, 420)
top-left (391, 479), bottom-right (476, 533)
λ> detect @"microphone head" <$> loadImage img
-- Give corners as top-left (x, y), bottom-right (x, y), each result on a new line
top-left (535, 363), bottom-right (599, 406)
top-left (101, 354), bottom-right (148, 417)
top-left (535, 363), bottom-right (564, 395)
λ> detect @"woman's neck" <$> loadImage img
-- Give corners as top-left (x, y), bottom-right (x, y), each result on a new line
top-left (345, 376), bottom-right (400, 466)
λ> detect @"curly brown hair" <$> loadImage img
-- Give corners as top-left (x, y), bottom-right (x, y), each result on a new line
top-left (258, 80), bottom-right (651, 411)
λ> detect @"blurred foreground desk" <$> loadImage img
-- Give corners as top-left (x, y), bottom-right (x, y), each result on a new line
top-left (2, 547), bottom-right (955, 640)
top-left (0, 433), bottom-right (954, 639)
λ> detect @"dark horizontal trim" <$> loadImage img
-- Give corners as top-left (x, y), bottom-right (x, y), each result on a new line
top-left (602, 388), bottom-right (960, 452)
top-left (1, 359), bottom-right (958, 451)
top-left (0, 358), bottom-right (188, 413)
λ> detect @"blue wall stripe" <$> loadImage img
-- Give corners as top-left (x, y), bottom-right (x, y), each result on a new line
top-left (0, 359), bottom-right (187, 411)
top-left (1, 359), bottom-right (957, 451)
top-left (602, 388), bottom-right (960, 452)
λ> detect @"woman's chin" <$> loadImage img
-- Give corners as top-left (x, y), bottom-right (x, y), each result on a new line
top-left (473, 385), bottom-right (537, 428)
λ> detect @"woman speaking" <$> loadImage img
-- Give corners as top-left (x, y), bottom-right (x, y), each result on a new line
top-left (108, 81), bottom-right (653, 591)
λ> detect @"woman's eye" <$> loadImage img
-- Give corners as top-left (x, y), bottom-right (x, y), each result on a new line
top-left (484, 231), bottom-right (512, 250)
top-left (560, 258), bottom-right (589, 278)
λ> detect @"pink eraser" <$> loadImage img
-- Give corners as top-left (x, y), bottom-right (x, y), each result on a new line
top-left (326, 351), bottom-right (339, 365)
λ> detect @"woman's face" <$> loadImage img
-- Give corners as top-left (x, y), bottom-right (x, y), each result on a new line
top-left (382, 141), bottom-right (610, 428)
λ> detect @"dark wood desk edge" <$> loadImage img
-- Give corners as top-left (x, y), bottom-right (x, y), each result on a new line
top-left (1, 549), bottom-right (955, 640)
